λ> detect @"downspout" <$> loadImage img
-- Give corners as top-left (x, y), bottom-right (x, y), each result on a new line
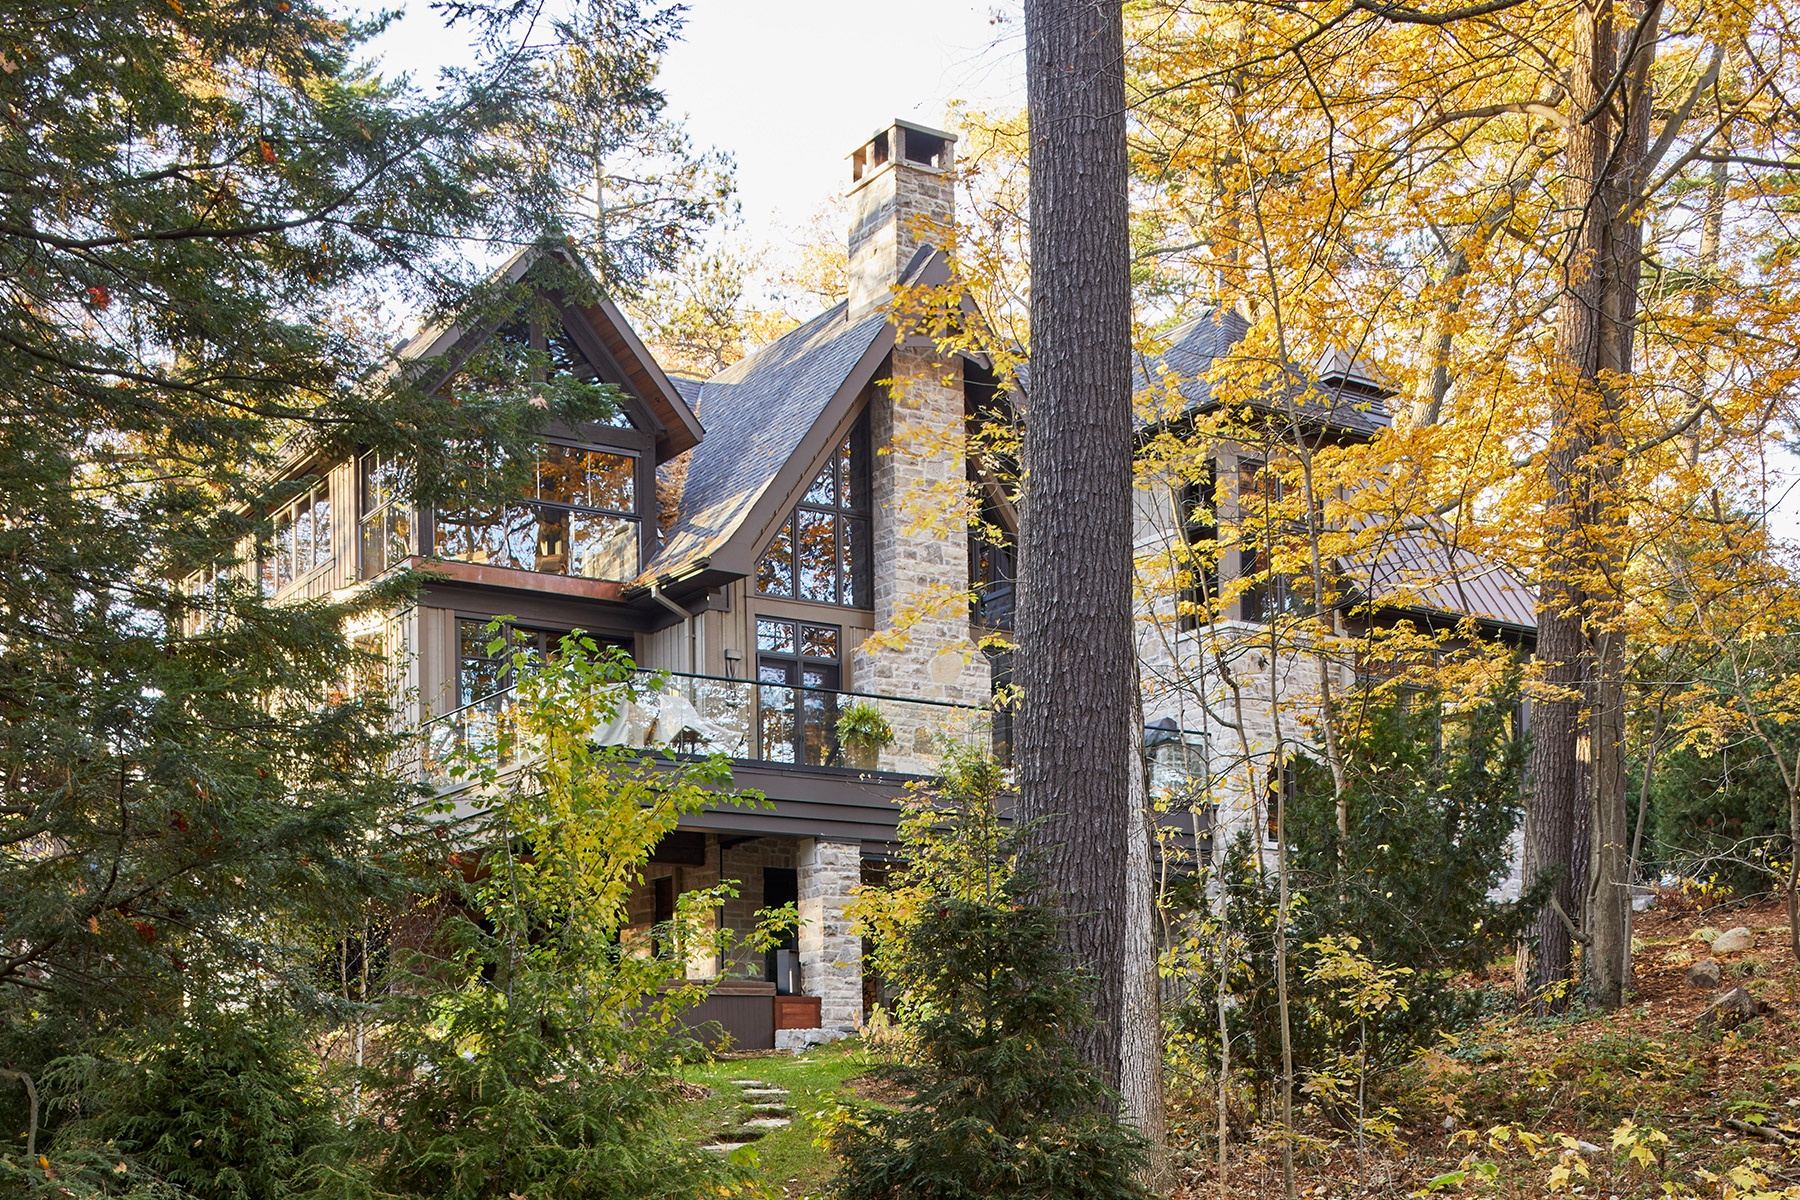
top-left (650, 582), bottom-right (697, 675)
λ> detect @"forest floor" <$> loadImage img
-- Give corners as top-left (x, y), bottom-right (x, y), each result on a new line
top-left (680, 896), bottom-right (1799, 1199)
top-left (1165, 894), bottom-right (1800, 1198)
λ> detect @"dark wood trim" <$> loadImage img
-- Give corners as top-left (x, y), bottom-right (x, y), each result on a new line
top-left (420, 579), bottom-right (645, 640)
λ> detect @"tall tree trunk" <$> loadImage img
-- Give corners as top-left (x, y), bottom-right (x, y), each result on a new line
top-left (1523, 0), bottom-right (1659, 1011)
top-left (1122, 685), bottom-right (1170, 1183)
top-left (1019, 0), bottom-right (1143, 1111)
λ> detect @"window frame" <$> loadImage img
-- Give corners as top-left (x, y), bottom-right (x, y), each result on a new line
top-left (358, 449), bottom-right (413, 581)
top-left (1234, 457), bottom-right (1308, 623)
top-left (755, 412), bottom-right (873, 608)
top-left (1176, 463), bottom-right (1220, 632)
top-left (431, 437), bottom-right (645, 580)
top-left (753, 616), bottom-right (844, 766)
top-left (262, 479), bottom-right (333, 596)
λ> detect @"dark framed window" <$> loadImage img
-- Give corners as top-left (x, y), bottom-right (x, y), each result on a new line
top-left (547, 325), bottom-right (636, 429)
top-left (1177, 463), bottom-right (1220, 631)
top-left (1264, 757), bottom-right (1298, 842)
top-left (434, 442), bottom-right (640, 580)
top-left (358, 450), bottom-right (413, 580)
top-left (1236, 458), bottom-right (1306, 622)
top-left (969, 493), bottom-right (1015, 632)
top-left (756, 415), bottom-right (872, 607)
top-left (263, 481), bottom-right (331, 594)
top-left (755, 617), bottom-right (841, 765)
top-left (455, 618), bottom-right (573, 710)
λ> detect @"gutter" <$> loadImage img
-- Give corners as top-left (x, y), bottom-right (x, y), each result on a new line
top-left (649, 582), bottom-right (698, 675)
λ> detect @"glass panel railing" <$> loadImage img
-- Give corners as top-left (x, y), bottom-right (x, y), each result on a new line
top-left (418, 670), bottom-right (996, 788)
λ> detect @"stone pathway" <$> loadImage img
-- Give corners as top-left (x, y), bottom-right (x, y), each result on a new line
top-left (706, 1076), bottom-right (794, 1143)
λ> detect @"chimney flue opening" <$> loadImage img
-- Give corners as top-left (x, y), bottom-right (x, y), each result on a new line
top-left (901, 128), bottom-right (948, 169)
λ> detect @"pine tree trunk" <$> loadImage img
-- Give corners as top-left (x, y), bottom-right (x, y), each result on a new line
top-left (1525, 0), bottom-right (1658, 1011)
top-left (1019, 0), bottom-right (1136, 1092)
top-left (1122, 688), bottom-right (1170, 1181)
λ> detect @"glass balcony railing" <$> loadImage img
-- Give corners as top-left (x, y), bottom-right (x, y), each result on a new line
top-left (419, 670), bottom-right (995, 787)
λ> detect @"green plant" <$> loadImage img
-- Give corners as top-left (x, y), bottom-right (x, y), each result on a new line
top-left (837, 702), bottom-right (896, 751)
top-left (836, 702), bottom-right (896, 768)
top-left (358, 627), bottom-right (765, 1200)
top-left (829, 749), bottom-right (1150, 1200)
top-left (1168, 678), bottom-right (1538, 1115)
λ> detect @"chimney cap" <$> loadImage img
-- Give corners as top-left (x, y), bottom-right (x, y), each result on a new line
top-left (849, 118), bottom-right (957, 183)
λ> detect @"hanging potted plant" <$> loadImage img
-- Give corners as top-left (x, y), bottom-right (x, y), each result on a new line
top-left (836, 701), bottom-right (894, 770)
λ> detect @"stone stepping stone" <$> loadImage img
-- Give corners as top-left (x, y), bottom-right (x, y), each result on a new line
top-left (743, 1116), bottom-right (792, 1129)
top-left (742, 1087), bottom-right (788, 1098)
top-left (728, 1079), bottom-right (766, 1087)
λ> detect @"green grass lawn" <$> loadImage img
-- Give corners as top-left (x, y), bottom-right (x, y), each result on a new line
top-left (681, 1039), bottom-right (874, 1198)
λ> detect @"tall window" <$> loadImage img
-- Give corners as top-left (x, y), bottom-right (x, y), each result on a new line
top-left (435, 444), bottom-right (639, 580)
top-left (1177, 463), bottom-right (1220, 631)
top-left (263, 481), bottom-right (331, 594)
top-left (483, 316), bottom-right (637, 430)
top-left (1236, 458), bottom-right (1306, 622)
top-left (969, 493), bottom-right (1015, 632)
top-left (546, 326), bottom-right (635, 429)
top-left (456, 619), bottom-right (567, 709)
top-left (756, 416), bottom-right (871, 607)
top-left (358, 451), bottom-right (412, 580)
top-left (755, 617), bottom-right (841, 765)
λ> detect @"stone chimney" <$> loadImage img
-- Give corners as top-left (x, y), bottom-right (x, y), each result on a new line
top-left (845, 119), bottom-right (956, 322)
top-left (845, 117), bottom-right (991, 749)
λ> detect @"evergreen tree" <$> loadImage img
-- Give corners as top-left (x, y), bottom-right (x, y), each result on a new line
top-left (830, 751), bottom-right (1151, 1200)
top-left (0, 0), bottom-right (704, 1185)
top-left (1171, 680), bottom-right (1536, 1108)
top-left (359, 631), bottom-right (751, 1200)
top-left (535, 0), bottom-right (736, 297)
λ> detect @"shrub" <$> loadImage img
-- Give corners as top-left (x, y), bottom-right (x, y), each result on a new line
top-left (828, 750), bottom-right (1150, 1200)
top-left (1169, 679), bottom-right (1537, 1115)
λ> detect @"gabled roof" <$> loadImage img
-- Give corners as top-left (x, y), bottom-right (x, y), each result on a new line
top-left (1135, 309), bottom-right (1391, 439)
top-left (392, 246), bottom-right (704, 463)
top-left (635, 303), bottom-right (889, 584)
top-left (636, 247), bottom-right (945, 591)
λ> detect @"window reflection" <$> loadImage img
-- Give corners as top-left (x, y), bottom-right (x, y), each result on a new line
top-left (756, 413), bottom-right (871, 607)
top-left (435, 444), bottom-right (639, 580)
top-left (755, 617), bottom-right (842, 766)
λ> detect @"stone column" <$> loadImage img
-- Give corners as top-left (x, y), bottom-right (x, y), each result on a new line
top-left (797, 837), bottom-right (863, 1029)
top-left (855, 340), bottom-right (992, 771)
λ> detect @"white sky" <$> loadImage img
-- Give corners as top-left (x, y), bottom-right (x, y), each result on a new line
top-left (363, 0), bottom-right (1026, 237)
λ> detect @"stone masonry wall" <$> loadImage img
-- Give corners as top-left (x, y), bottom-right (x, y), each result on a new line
top-left (848, 155), bottom-right (956, 324)
top-left (844, 131), bottom-right (991, 766)
top-left (798, 837), bottom-right (863, 1029)
top-left (716, 836), bottom-right (800, 979)
top-left (856, 341), bottom-right (993, 772)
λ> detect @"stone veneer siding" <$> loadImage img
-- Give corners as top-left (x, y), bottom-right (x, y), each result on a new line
top-left (798, 837), bottom-right (864, 1029)
top-left (855, 340), bottom-right (993, 770)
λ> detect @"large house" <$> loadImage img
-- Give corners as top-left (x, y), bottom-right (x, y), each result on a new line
top-left (232, 118), bottom-right (1536, 1048)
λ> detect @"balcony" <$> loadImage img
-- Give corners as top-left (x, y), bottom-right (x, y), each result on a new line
top-left (421, 670), bottom-right (995, 788)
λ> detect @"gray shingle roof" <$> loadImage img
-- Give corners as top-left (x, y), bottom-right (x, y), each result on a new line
top-left (641, 301), bottom-right (892, 582)
top-left (1135, 309), bottom-right (1392, 439)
